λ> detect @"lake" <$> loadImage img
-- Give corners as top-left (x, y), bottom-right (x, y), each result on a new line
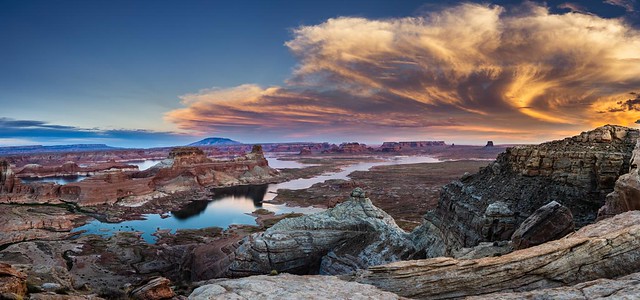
top-left (72, 155), bottom-right (439, 242)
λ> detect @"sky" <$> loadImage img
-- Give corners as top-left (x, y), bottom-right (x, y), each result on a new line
top-left (1, 0), bottom-right (639, 147)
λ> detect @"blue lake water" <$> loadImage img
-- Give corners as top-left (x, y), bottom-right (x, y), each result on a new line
top-left (19, 175), bottom-right (88, 185)
top-left (72, 155), bottom-right (439, 243)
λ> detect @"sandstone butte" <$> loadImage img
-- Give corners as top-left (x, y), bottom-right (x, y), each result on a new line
top-left (0, 145), bottom-right (279, 207)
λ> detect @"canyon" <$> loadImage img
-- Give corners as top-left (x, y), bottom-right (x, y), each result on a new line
top-left (0, 126), bottom-right (639, 299)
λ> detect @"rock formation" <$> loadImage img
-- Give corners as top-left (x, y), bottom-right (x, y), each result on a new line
top-left (322, 142), bottom-right (372, 153)
top-left (189, 273), bottom-right (406, 300)
top-left (0, 263), bottom-right (27, 298)
top-left (0, 145), bottom-right (278, 207)
top-left (356, 211), bottom-right (640, 299)
top-left (415, 125), bottom-right (638, 256)
top-left (129, 277), bottom-right (175, 300)
top-left (379, 141), bottom-right (446, 152)
top-left (598, 138), bottom-right (640, 219)
top-left (510, 200), bottom-right (574, 250)
top-left (227, 188), bottom-right (421, 277)
top-left (466, 271), bottom-right (640, 299)
top-left (485, 141), bottom-right (494, 147)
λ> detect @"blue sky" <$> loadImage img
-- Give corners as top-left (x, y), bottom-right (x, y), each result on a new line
top-left (1, 0), bottom-right (639, 147)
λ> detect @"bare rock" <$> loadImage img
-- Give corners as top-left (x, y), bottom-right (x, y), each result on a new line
top-left (227, 188), bottom-right (421, 277)
top-left (129, 277), bottom-right (175, 300)
top-left (356, 211), bottom-right (640, 299)
top-left (511, 201), bottom-right (575, 250)
top-left (417, 125), bottom-right (638, 256)
top-left (189, 273), bottom-right (406, 300)
top-left (0, 263), bottom-right (26, 298)
top-left (467, 272), bottom-right (640, 300)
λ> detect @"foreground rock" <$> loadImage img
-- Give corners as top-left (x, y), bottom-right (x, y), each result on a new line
top-left (129, 277), bottom-right (175, 300)
top-left (356, 211), bottom-right (640, 299)
top-left (189, 273), bottom-right (405, 300)
top-left (510, 200), bottom-right (575, 250)
top-left (228, 188), bottom-right (421, 277)
top-left (417, 125), bottom-right (638, 256)
top-left (467, 271), bottom-right (640, 299)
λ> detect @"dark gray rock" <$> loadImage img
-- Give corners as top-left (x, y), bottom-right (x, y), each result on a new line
top-left (511, 201), bottom-right (575, 250)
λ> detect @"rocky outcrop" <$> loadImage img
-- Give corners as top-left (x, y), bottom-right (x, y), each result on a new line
top-left (598, 139), bottom-right (640, 219)
top-left (356, 211), bottom-right (640, 299)
top-left (227, 188), bottom-right (421, 277)
top-left (0, 145), bottom-right (278, 207)
top-left (189, 273), bottom-right (406, 300)
top-left (129, 277), bottom-right (175, 300)
top-left (417, 125), bottom-right (638, 255)
top-left (511, 201), bottom-right (574, 250)
top-left (0, 205), bottom-right (89, 246)
top-left (467, 271), bottom-right (640, 299)
top-left (0, 263), bottom-right (27, 298)
top-left (379, 141), bottom-right (446, 152)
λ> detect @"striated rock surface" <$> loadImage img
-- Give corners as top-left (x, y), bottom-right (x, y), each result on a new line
top-left (417, 125), bottom-right (638, 255)
top-left (598, 138), bottom-right (640, 219)
top-left (356, 211), bottom-right (640, 299)
top-left (467, 271), bottom-right (640, 299)
top-left (322, 142), bottom-right (372, 154)
top-left (189, 273), bottom-right (406, 300)
top-left (227, 188), bottom-right (421, 277)
top-left (129, 277), bottom-right (175, 300)
top-left (511, 200), bottom-right (574, 250)
top-left (0, 205), bottom-right (89, 246)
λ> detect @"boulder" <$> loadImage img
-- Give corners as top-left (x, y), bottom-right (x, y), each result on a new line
top-left (356, 211), bottom-right (640, 299)
top-left (227, 188), bottom-right (421, 277)
top-left (511, 201), bottom-right (575, 250)
top-left (189, 273), bottom-right (406, 300)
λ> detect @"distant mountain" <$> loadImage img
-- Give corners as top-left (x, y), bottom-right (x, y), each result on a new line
top-left (188, 137), bottom-right (242, 146)
top-left (0, 144), bottom-right (118, 155)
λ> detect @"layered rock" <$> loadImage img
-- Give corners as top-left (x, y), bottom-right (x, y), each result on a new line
top-left (227, 188), bottom-right (421, 277)
top-left (511, 201), bottom-right (574, 250)
top-left (379, 141), bottom-right (446, 152)
top-left (467, 271), bottom-right (640, 299)
top-left (598, 138), bottom-right (640, 219)
top-left (356, 211), bottom-right (640, 299)
top-left (322, 142), bottom-right (372, 153)
top-left (129, 277), bottom-right (175, 300)
top-left (189, 273), bottom-right (406, 300)
top-left (0, 263), bottom-right (26, 298)
top-left (417, 125), bottom-right (638, 255)
top-left (0, 145), bottom-right (278, 207)
top-left (0, 205), bottom-right (89, 246)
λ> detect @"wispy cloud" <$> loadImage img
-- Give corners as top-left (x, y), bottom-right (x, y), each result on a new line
top-left (604, 0), bottom-right (636, 12)
top-left (0, 117), bottom-right (193, 147)
top-left (166, 3), bottom-right (640, 143)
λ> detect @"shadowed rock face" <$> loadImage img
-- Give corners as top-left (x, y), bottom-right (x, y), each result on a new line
top-left (227, 188), bottom-right (422, 277)
top-left (356, 211), bottom-right (640, 300)
top-left (414, 125), bottom-right (638, 256)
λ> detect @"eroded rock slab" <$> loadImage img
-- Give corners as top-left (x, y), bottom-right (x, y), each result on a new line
top-left (189, 273), bottom-right (406, 300)
top-left (511, 200), bottom-right (575, 250)
top-left (357, 211), bottom-right (640, 299)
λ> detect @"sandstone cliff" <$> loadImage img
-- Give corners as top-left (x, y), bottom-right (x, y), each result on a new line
top-left (414, 125), bottom-right (638, 256)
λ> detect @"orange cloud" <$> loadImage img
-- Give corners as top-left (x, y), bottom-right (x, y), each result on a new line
top-left (166, 3), bottom-right (640, 143)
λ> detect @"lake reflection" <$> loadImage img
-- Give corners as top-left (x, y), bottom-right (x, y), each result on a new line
top-left (19, 175), bottom-right (88, 185)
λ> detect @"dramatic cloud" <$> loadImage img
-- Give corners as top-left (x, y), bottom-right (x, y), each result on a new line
top-left (166, 3), bottom-right (640, 143)
top-left (0, 117), bottom-right (193, 147)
